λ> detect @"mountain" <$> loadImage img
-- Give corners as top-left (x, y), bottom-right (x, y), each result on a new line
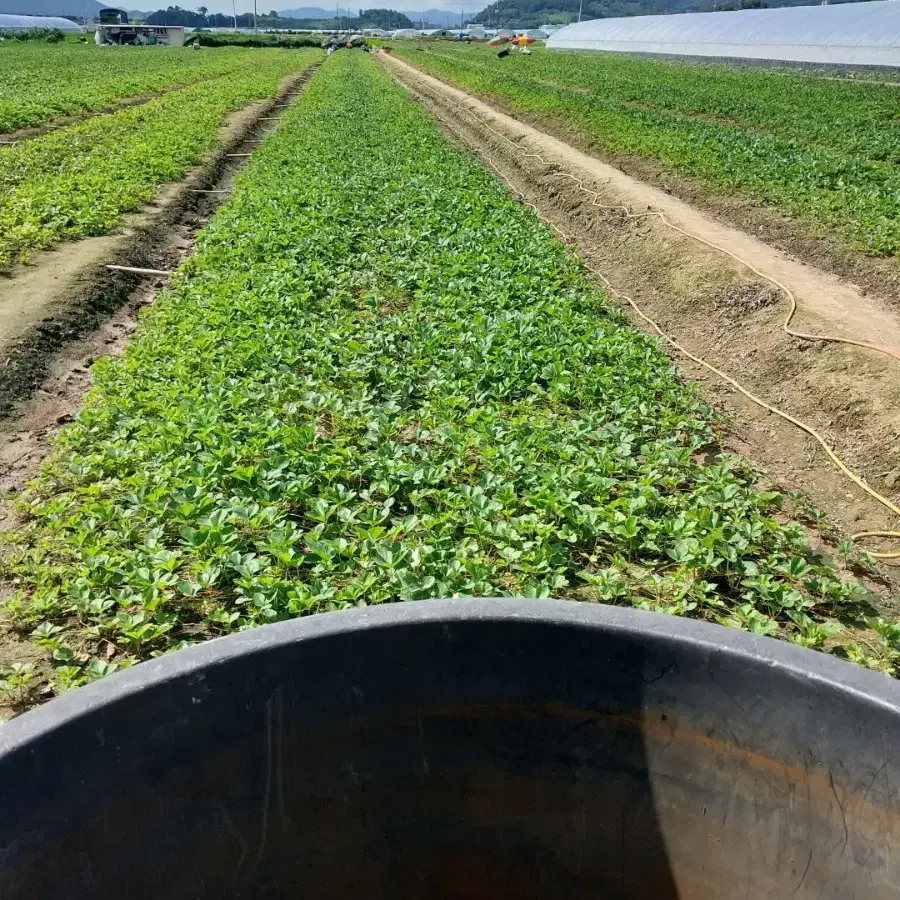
top-left (470, 0), bottom-right (880, 28)
top-left (277, 6), bottom-right (478, 25)
top-left (239, 7), bottom-right (416, 28)
top-left (0, 0), bottom-right (106, 15)
top-left (406, 7), bottom-right (480, 25)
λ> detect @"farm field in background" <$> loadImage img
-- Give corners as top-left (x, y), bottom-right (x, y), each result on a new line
top-left (0, 49), bottom-right (320, 270)
top-left (391, 44), bottom-right (900, 257)
top-left (0, 43), bottom-right (288, 135)
top-left (4, 51), bottom-right (896, 704)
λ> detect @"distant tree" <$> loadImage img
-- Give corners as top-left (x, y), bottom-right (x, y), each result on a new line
top-left (358, 7), bottom-right (414, 28)
top-left (144, 3), bottom-right (413, 29)
top-left (146, 5), bottom-right (207, 25)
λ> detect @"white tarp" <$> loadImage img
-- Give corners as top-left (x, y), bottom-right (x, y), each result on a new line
top-left (0, 14), bottom-right (83, 31)
top-left (546, 2), bottom-right (900, 67)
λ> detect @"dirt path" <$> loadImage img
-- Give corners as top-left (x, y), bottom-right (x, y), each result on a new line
top-left (394, 51), bottom-right (900, 307)
top-left (385, 54), bottom-right (900, 349)
top-left (0, 64), bottom-right (319, 422)
top-left (0, 61), bottom-right (323, 719)
top-left (380, 51), bottom-right (900, 584)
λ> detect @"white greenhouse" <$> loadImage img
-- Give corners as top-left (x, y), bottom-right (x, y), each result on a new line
top-left (546, 2), bottom-right (900, 68)
top-left (0, 13), bottom-right (84, 31)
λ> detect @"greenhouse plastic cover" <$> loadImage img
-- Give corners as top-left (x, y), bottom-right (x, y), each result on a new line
top-left (0, 14), bottom-right (84, 31)
top-left (546, 2), bottom-right (900, 67)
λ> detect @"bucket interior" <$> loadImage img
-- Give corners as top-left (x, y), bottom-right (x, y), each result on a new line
top-left (0, 603), bottom-right (897, 900)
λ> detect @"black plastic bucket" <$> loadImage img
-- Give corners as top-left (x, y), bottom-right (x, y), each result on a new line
top-left (1, 599), bottom-right (898, 899)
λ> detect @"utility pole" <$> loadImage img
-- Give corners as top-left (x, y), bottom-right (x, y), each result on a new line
top-left (232, 0), bottom-right (237, 29)
top-left (577, 0), bottom-right (583, 22)
top-left (253, 0), bottom-right (258, 31)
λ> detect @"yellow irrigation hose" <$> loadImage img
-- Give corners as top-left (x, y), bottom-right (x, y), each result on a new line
top-left (413, 78), bottom-right (900, 559)
top-left (549, 171), bottom-right (900, 363)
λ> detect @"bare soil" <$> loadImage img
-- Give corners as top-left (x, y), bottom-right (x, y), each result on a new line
top-left (0, 65), bottom-right (317, 421)
top-left (394, 53), bottom-right (900, 308)
top-left (614, 152), bottom-right (900, 308)
top-left (381, 53), bottom-right (900, 595)
top-left (0, 62), bottom-right (321, 719)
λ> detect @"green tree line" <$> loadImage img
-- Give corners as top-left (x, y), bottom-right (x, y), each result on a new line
top-left (143, 5), bottom-right (413, 29)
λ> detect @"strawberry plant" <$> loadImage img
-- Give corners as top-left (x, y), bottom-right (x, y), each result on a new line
top-left (393, 44), bottom-right (900, 257)
top-left (3, 52), bottom-right (895, 699)
top-left (0, 43), bottom-right (292, 135)
top-left (0, 50), bottom-right (321, 270)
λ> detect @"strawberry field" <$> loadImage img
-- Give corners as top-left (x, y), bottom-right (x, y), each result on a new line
top-left (391, 44), bottom-right (900, 257)
top-left (4, 51), bottom-right (896, 702)
top-left (0, 49), bottom-right (320, 271)
top-left (0, 43), bottom-right (287, 135)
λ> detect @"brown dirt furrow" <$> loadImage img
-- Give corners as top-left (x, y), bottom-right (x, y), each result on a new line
top-left (0, 61), bottom-right (322, 717)
top-left (0, 62), bottom-right (320, 424)
top-left (393, 50), bottom-right (900, 306)
top-left (380, 51), bottom-right (900, 587)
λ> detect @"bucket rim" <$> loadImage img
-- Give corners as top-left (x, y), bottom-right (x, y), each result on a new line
top-left (2, 597), bottom-right (897, 750)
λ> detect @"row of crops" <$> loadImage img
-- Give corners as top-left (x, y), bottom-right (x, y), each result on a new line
top-left (390, 45), bottom-right (900, 257)
top-left (0, 49), bottom-right (321, 271)
top-left (0, 43), bottom-right (289, 134)
top-left (4, 51), bottom-right (896, 701)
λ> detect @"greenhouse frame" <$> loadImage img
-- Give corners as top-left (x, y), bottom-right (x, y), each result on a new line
top-left (0, 14), bottom-right (84, 31)
top-left (546, 2), bottom-right (900, 68)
